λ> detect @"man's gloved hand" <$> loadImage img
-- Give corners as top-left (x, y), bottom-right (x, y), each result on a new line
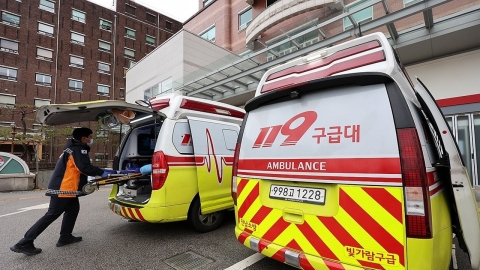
top-left (140, 164), bottom-right (152, 174)
top-left (101, 171), bottom-right (109, 178)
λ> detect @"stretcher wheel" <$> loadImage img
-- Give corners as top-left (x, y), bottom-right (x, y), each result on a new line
top-left (188, 196), bottom-right (225, 233)
top-left (82, 184), bottom-right (96, 195)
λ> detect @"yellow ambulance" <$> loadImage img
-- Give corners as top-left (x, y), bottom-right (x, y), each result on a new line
top-left (232, 32), bottom-right (480, 269)
top-left (36, 92), bottom-right (245, 232)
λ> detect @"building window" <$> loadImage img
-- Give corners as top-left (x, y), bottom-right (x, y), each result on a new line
top-left (69, 55), bottom-right (84, 68)
top-left (72, 9), bottom-right (86, 23)
top-left (239, 8), bottom-right (252, 31)
top-left (161, 77), bottom-right (172, 94)
top-left (0, 94), bottom-right (15, 107)
top-left (68, 79), bottom-right (83, 91)
top-left (146, 13), bottom-right (156, 24)
top-left (203, 0), bottom-right (214, 7)
top-left (125, 28), bottom-right (135, 39)
top-left (166, 21), bottom-right (172, 31)
top-left (200, 26), bottom-right (215, 42)
top-left (125, 4), bottom-right (136, 15)
top-left (343, 0), bottom-right (373, 30)
top-left (266, 0), bottom-right (279, 7)
top-left (38, 22), bottom-right (54, 37)
top-left (1, 11), bottom-right (20, 27)
top-left (0, 38), bottom-right (19, 53)
top-left (97, 84), bottom-right (110, 96)
top-left (404, 0), bottom-right (423, 6)
top-left (98, 62), bottom-right (110, 74)
top-left (146, 35), bottom-right (155, 46)
top-left (36, 47), bottom-right (53, 61)
top-left (119, 88), bottom-right (125, 99)
top-left (35, 73), bottom-right (52, 86)
top-left (0, 66), bottom-right (17, 81)
top-left (123, 67), bottom-right (128, 78)
top-left (71, 32), bottom-right (85, 45)
top-left (143, 77), bottom-right (172, 99)
top-left (34, 98), bottom-right (50, 107)
top-left (39, 0), bottom-right (55, 13)
top-left (124, 48), bottom-right (135, 59)
top-left (99, 40), bottom-right (111, 52)
top-left (99, 19), bottom-right (112, 31)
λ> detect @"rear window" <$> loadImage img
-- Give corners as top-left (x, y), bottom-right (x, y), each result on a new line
top-left (238, 84), bottom-right (401, 183)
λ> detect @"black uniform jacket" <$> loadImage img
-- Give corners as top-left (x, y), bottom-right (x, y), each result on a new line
top-left (46, 139), bottom-right (104, 198)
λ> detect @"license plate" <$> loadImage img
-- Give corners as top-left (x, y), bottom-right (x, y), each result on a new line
top-left (124, 188), bottom-right (137, 197)
top-left (269, 184), bottom-right (326, 205)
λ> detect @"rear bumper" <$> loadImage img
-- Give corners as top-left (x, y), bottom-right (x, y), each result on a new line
top-left (234, 226), bottom-right (366, 270)
top-left (108, 200), bottom-right (188, 223)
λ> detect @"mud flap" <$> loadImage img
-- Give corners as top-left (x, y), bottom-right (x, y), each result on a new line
top-left (187, 116), bottom-right (240, 214)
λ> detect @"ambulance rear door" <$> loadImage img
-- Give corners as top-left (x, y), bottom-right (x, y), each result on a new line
top-left (187, 116), bottom-right (240, 214)
top-left (415, 78), bottom-right (480, 270)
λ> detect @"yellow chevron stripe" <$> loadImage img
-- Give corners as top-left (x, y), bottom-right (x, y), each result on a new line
top-left (386, 187), bottom-right (403, 202)
top-left (343, 187), bottom-right (404, 244)
top-left (256, 209), bottom-right (284, 239)
top-left (237, 179), bottom-right (258, 204)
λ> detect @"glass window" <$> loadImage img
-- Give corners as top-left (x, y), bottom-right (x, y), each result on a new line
top-left (0, 38), bottom-right (19, 53)
top-left (39, 0), bottom-right (55, 13)
top-left (126, 5), bottom-right (136, 15)
top-left (146, 35), bottom-right (155, 46)
top-left (404, 0), bottom-right (423, 6)
top-left (200, 26), bottom-right (215, 42)
top-left (99, 40), bottom-right (111, 52)
top-left (38, 22), bottom-right (54, 36)
top-left (69, 55), bottom-right (84, 68)
top-left (72, 9), bottom-right (86, 23)
top-left (166, 21), bottom-right (172, 31)
top-left (34, 99), bottom-right (50, 107)
top-left (99, 19), bottom-right (112, 31)
top-left (161, 77), bottom-right (172, 94)
top-left (98, 62), bottom-right (110, 74)
top-left (343, 0), bottom-right (373, 30)
top-left (267, 0), bottom-right (279, 7)
top-left (0, 66), bottom-right (17, 81)
top-left (125, 28), bottom-right (135, 39)
top-left (36, 47), bottom-right (53, 60)
top-left (239, 8), bottom-right (252, 31)
top-left (146, 13), bottom-right (156, 24)
top-left (203, 0), bottom-right (214, 7)
top-left (68, 79), bottom-right (83, 91)
top-left (124, 48), bottom-right (134, 59)
top-left (144, 89), bottom-right (151, 100)
top-left (71, 32), bottom-right (85, 45)
top-left (35, 73), bottom-right (52, 86)
top-left (97, 85), bottom-right (110, 96)
top-left (119, 88), bottom-right (125, 99)
top-left (1, 11), bottom-right (20, 27)
top-left (0, 94), bottom-right (15, 107)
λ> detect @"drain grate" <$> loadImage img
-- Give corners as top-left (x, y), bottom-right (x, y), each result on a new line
top-left (163, 251), bottom-right (214, 270)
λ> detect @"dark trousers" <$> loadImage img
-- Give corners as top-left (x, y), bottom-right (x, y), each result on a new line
top-left (18, 196), bottom-right (80, 245)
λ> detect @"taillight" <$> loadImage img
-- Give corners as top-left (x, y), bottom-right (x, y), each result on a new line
top-left (231, 142), bottom-right (241, 205)
top-left (397, 128), bottom-right (432, 238)
top-left (151, 151), bottom-right (169, 190)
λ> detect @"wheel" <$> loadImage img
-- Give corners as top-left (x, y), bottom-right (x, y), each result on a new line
top-left (188, 196), bottom-right (225, 233)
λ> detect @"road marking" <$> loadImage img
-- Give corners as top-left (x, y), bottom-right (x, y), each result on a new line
top-left (224, 253), bottom-right (265, 270)
top-left (0, 203), bottom-right (49, 218)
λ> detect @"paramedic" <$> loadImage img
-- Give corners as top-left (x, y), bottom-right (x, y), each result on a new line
top-left (10, 127), bottom-right (108, 256)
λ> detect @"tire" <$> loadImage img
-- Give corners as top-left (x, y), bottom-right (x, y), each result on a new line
top-left (188, 196), bottom-right (225, 233)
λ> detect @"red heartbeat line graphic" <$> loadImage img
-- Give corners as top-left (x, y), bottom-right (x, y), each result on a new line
top-left (205, 129), bottom-right (227, 184)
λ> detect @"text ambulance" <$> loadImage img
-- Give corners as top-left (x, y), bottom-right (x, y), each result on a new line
top-left (232, 32), bottom-right (480, 269)
top-left (36, 93), bottom-right (244, 232)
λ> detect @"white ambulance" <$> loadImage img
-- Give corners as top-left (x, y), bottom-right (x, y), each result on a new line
top-left (36, 92), bottom-right (245, 232)
top-left (232, 32), bottom-right (480, 269)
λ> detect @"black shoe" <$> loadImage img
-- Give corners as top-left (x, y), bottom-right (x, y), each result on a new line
top-left (10, 243), bottom-right (42, 255)
top-left (56, 236), bottom-right (82, 247)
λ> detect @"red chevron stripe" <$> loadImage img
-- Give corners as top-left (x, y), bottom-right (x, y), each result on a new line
top-left (120, 207), bottom-right (127, 217)
top-left (250, 205), bottom-right (273, 225)
top-left (238, 232), bottom-right (249, 244)
top-left (296, 221), bottom-right (343, 269)
top-left (134, 209), bottom-right (146, 221)
top-left (261, 216), bottom-right (291, 242)
top-left (299, 254), bottom-right (315, 270)
top-left (324, 259), bottom-right (346, 270)
top-left (362, 187), bottom-right (403, 223)
top-left (340, 189), bottom-right (405, 266)
top-left (319, 216), bottom-right (385, 269)
top-left (237, 182), bottom-right (259, 219)
top-left (127, 208), bottom-right (138, 221)
top-left (287, 239), bottom-right (302, 251)
top-left (259, 240), bottom-right (269, 253)
top-left (237, 178), bottom-right (249, 197)
top-left (271, 248), bottom-right (287, 263)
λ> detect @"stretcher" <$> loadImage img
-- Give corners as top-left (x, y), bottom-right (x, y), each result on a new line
top-left (82, 173), bottom-right (145, 194)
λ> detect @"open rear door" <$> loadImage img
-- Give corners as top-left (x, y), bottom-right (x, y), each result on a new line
top-left (187, 116), bottom-right (239, 214)
top-left (415, 78), bottom-right (480, 270)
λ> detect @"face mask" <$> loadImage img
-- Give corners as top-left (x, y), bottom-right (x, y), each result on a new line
top-left (87, 138), bottom-right (93, 146)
